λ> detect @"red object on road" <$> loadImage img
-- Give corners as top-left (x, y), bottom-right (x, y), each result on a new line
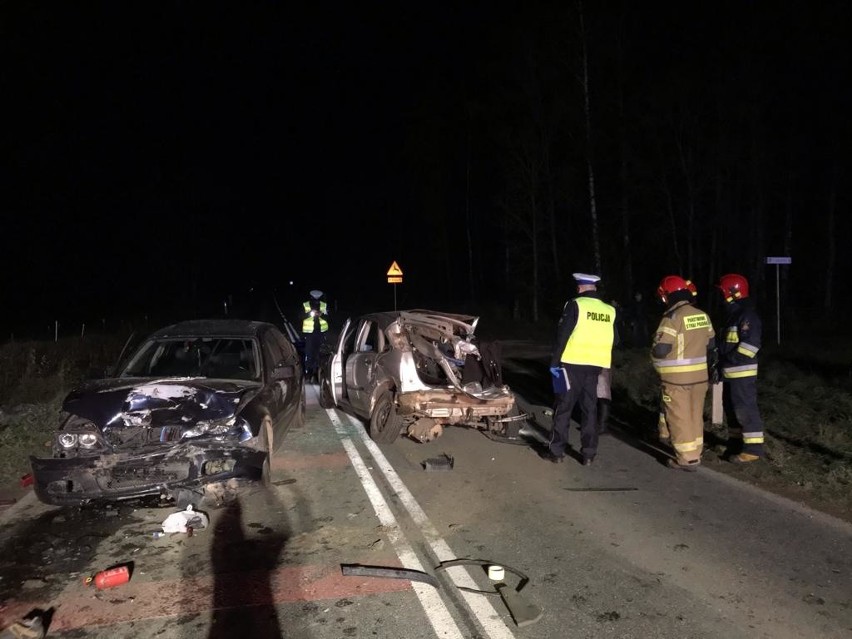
top-left (19, 473), bottom-right (33, 488)
top-left (86, 565), bottom-right (131, 589)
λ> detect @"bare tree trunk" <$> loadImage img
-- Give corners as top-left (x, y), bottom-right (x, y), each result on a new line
top-left (674, 135), bottom-right (695, 277)
top-left (660, 165), bottom-right (683, 272)
top-left (616, 24), bottom-right (632, 297)
top-left (579, 0), bottom-right (602, 276)
top-left (464, 128), bottom-right (475, 303)
top-left (529, 173), bottom-right (541, 323)
top-left (543, 144), bottom-right (562, 288)
top-left (782, 168), bottom-right (794, 304)
top-left (824, 172), bottom-right (837, 311)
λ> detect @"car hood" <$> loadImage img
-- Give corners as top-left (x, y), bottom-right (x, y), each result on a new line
top-left (63, 377), bottom-right (262, 430)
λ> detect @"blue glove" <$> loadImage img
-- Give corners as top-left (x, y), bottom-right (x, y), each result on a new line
top-left (549, 366), bottom-right (562, 378)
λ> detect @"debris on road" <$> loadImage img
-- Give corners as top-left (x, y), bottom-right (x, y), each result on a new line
top-left (0, 498), bottom-right (16, 508)
top-left (562, 486), bottom-right (638, 492)
top-left (487, 565), bottom-right (505, 581)
top-left (85, 564), bottom-right (131, 590)
top-left (19, 474), bottom-right (33, 488)
top-left (422, 453), bottom-right (454, 472)
top-left (435, 558), bottom-right (543, 627)
top-left (0, 609), bottom-right (48, 639)
top-left (340, 563), bottom-right (440, 589)
top-left (496, 582), bottom-right (543, 627)
top-left (161, 505), bottom-right (209, 534)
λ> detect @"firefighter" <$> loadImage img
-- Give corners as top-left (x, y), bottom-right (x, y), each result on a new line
top-left (301, 289), bottom-right (329, 383)
top-left (544, 273), bottom-right (617, 466)
top-left (716, 273), bottom-right (765, 462)
top-left (651, 276), bottom-right (717, 471)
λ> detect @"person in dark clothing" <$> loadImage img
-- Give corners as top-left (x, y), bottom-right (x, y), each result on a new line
top-left (544, 273), bottom-right (617, 466)
top-left (301, 289), bottom-right (329, 383)
top-left (627, 291), bottom-right (650, 347)
top-left (716, 273), bottom-right (765, 462)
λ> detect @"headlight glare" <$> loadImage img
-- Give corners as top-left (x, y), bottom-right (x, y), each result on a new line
top-left (58, 433), bottom-right (78, 448)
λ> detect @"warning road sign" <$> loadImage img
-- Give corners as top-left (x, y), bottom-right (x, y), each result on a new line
top-left (387, 261), bottom-right (403, 284)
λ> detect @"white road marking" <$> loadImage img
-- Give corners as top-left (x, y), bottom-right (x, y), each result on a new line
top-left (342, 414), bottom-right (518, 639)
top-left (325, 409), bottom-right (465, 639)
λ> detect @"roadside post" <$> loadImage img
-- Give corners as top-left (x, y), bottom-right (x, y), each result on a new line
top-left (387, 260), bottom-right (403, 311)
top-left (765, 256), bottom-right (792, 345)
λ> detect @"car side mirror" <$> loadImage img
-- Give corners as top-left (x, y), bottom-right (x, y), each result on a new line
top-left (272, 363), bottom-right (297, 380)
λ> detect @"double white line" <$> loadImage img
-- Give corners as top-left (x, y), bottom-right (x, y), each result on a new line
top-left (324, 407), bottom-right (516, 639)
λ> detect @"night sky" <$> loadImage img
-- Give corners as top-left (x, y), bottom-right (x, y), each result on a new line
top-left (2, 2), bottom-right (850, 338)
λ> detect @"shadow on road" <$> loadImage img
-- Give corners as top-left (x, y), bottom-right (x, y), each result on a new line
top-left (202, 493), bottom-right (286, 639)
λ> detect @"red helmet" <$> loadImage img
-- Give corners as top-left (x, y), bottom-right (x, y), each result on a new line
top-left (717, 273), bottom-right (749, 302)
top-left (656, 275), bottom-right (697, 304)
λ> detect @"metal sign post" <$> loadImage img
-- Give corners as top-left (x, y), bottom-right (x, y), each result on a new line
top-left (387, 261), bottom-right (403, 311)
top-left (765, 256), bottom-right (792, 345)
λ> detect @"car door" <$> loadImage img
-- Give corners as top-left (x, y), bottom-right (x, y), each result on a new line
top-left (262, 327), bottom-right (302, 442)
top-left (347, 319), bottom-right (383, 412)
top-left (330, 317), bottom-right (354, 406)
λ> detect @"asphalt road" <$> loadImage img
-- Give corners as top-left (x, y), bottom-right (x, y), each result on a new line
top-left (1, 345), bottom-right (851, 638)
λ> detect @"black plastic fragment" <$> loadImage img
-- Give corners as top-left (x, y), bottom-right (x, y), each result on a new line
top-left (422, 453), bottom-right (454, 471)
top-left (341, 563), bottom-right (440, 589)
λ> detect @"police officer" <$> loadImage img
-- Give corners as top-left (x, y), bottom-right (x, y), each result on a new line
top-left (545, 273), bottom-right (617, 466)
top-left (651, 276), bottom-right (717, 471)
top-left (302, 289), bottom-right (329, 383)
top-left (716, 273), bottom-right (765, 462)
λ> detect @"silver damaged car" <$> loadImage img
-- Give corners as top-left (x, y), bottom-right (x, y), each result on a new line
top-left (318, 310), bottom-right (521, 443)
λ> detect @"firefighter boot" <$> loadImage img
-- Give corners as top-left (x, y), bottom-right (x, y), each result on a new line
top-left (729, 452), bottom-right (761, 464)
top-left (596, 399), bottom-right (611, 435)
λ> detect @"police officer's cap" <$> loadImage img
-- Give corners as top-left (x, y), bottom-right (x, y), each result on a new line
top-left (572, 273), bottom-right (600, 286)
top-left (310, 289), bottom-right (324, 299)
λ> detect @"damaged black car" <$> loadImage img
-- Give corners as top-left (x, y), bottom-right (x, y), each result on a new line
top-left (30, 319), bottom-right (304, 506)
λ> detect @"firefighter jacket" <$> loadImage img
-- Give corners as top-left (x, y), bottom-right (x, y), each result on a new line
top-left (651, 300), bottom-right (715, 385)
top-left (718, 298), bottom-right (761, 379)
top-left (552, 293), bottom-right (616, 369)
top-left (302, 300), bottom-right (329, 334)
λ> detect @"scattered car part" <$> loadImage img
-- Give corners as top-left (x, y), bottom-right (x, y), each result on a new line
top-left (340, 563), bottom-right (440, 589)
top-left (422, 453), bottom-right (454, 471)
top-left (434, 558), bottom-right (529, 594)
top-left (495, 582), bottom-right (543, 627)
top-left (435, 559), bottom-right (542, 627)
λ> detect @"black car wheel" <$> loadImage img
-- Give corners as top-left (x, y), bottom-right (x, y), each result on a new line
top-left (259, 415), bottom-right (274, 485)
top-left (318, 370), bottom-right (335, 408)
top-left (369, 390), bottom-right (404, 443)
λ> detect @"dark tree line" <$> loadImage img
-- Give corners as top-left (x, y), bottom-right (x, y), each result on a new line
top-left (398, 2), bottom-right (851, 329)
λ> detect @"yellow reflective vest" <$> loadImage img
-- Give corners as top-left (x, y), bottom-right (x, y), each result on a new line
top-left (302, 300), bottom-right (329, 333)
top-left (651, 301), bottom-right (715, 384)
top-left (559, 297), bottom-right (616, 368)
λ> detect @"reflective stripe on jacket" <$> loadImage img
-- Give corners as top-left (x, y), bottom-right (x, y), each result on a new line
top-left (651, 301), bottom-right (715, 385)
top-left (719, 299), bottom-right (761, 379)
top-left (559, 297), bottom-right (616, 368)
top-left (302, 300), bottom-right (329, 333)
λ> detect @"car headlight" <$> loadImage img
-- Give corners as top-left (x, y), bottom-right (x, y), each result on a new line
top-left (78, 433), bottom-right (98, 448)
top-left (182, 416), bottom-right (235, 439)
top-left (58, 433), bottom-right (78, 448)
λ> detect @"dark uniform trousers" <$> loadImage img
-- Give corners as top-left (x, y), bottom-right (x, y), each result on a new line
top-left (722, 377), bottom-right (764, 456)
top-left (549, 364), bottom-right (600, 461)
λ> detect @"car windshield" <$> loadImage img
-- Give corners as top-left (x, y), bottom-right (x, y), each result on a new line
top-left (120, 337), bottom-right (260, 381)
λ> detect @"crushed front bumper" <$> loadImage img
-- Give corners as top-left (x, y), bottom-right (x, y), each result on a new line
top-left (30, 443), bottom-right (266, 506)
